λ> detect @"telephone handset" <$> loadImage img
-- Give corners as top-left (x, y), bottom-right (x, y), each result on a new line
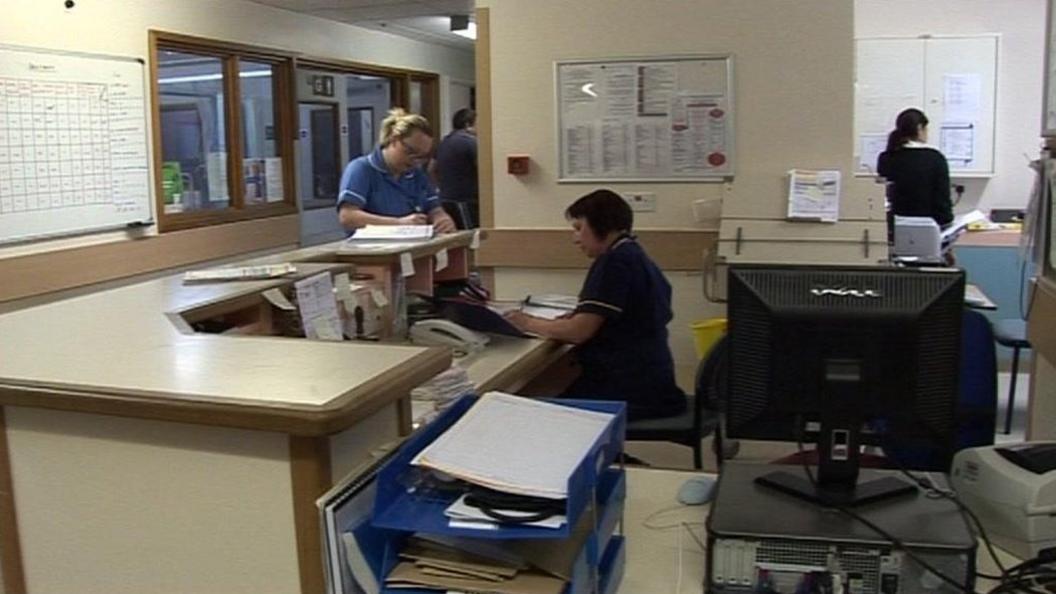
top-left (409, 319), bottom-right (490, 353)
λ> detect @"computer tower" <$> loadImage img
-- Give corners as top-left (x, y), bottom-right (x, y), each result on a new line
top-left (706, 463), bottom-right (976, 594)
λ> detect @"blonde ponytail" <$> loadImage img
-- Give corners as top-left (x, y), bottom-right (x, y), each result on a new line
top-left (378, 108), bottom-right (433, 146)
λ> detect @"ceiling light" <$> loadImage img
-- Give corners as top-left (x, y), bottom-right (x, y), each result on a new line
top-left (158, 70), bottom-right (272, 85)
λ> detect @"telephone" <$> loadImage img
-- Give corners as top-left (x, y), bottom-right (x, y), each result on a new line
top-left (409, 319), bottom-right (490, 353)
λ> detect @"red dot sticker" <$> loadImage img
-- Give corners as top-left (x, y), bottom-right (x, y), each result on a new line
top-left (708, 152), bottom-right (726, 166)
top-left (709, 108), bottom-right (725, 118)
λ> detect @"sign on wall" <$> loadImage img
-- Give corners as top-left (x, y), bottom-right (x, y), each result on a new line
top-left (555, 55), bottom-right (735, 182)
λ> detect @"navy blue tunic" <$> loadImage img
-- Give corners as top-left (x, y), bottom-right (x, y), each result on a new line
top-left (564, 234), bottom-right (687, 420)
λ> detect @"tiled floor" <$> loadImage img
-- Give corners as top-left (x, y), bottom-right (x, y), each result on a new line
top-left (626, 372), bottom-right (1033, 472)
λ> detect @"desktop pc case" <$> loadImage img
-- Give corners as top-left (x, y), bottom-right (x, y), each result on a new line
top-left (705, 463), bottom-right (976, 594)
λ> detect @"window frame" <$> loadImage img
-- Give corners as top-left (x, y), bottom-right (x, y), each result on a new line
top-left (295, 58), bottom-right (439, 212)
top-left (149, 31), bottom-right (297, 232)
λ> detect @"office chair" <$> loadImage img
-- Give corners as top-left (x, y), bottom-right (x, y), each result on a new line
top-left (625, 335), bottom-right (728, 470)
top-left (883, 309), bottom-right (998, 471)
top-left (993, 318), bottom-right (1031, 434)
top-left (441, 200), bottom-right (474, 230)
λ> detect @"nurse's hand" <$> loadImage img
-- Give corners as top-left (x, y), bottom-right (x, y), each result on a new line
top-left (431, 213), bottom-right (457, 234)
top-left (398, 213), bottom-right (428, 225)
top-left (504, 310), bottom-right (534, 332)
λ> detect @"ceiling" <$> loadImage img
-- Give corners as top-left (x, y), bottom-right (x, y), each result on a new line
top-left (246, 0), bottom-right (477, 50)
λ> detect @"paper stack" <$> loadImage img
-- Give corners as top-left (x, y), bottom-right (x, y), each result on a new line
top-left (411, 392), bottom-right (615, 500)
top-left (351, 224), bottom-right (434, 241)
top-left (182, 263), bottom-right (295, 282)
top-left (520, 294), bottom-right (578, 320)
top-left (386, 537), bottom-right (564, 594)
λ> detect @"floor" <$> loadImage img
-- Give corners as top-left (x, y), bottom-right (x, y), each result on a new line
top-left (625, 372), bottom-right (1032, 472)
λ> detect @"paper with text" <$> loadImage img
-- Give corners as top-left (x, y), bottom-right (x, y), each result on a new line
top-left (295, 272), bottom-right (343, 341)
top-left (787, 169), bottom-right (840, 222)
top-left (411, 392), bottom-right (615, 499)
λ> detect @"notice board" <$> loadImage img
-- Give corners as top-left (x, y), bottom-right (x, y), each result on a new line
top-left (556, 55), bottom-right (734, 182)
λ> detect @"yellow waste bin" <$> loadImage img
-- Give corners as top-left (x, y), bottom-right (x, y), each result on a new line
top-left (690, 318), bottom-right (727, 360)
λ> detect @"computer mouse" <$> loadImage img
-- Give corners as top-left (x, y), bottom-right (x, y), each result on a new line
top-left (677, 476), bottom-right (716, 506)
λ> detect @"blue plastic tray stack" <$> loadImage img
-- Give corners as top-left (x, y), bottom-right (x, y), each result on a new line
top-left (370, 394), bottom-right (628, 594)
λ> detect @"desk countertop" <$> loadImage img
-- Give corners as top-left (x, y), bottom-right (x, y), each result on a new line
top-left (955, 229), bottom-right (1021, 247)
top-left (0, 233), bottom-right (559, 436)
top-left (0, 260), bottom-right (450, 435)
top-left (620, 467), bottom-right (1018, 593)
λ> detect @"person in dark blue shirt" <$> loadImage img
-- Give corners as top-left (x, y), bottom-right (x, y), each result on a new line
top-left (429, 107), bottom-right (479, 228)
top-left (504, 189), bottom-right (687, 421)
top-left (337, 108), bottom-right (456, 234)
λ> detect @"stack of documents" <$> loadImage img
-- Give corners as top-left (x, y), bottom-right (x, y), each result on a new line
top-left (941, 209), bottom-right (989, 245)
top-left (411, 365), bottom-right (475, 404)
top-left (350, 224), bottom-right (434, 241)
top-left (182, 263), bottom-right (295, 282)
top-left (787, 169), bottom-right (841, 223)
top-left (384, 536), bottom-right (567, 594)
top-left (520, 294), bottom-right (577, 320)
top-left (411, 392), bottom-right (616, 500)
top-left (410, 365), bottom-right (476, 427)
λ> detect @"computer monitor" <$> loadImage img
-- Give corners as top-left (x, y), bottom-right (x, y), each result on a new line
top-left (726, 264), bottom-right (965, 506)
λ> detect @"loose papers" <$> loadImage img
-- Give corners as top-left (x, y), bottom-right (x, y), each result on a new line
top-left (787, 169), bottom-right (841, 223)
top-left (411, 392), bottom-right (615, 500)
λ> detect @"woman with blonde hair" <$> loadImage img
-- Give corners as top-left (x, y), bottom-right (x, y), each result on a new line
top-left (336, 108), bottom-right (456, 234)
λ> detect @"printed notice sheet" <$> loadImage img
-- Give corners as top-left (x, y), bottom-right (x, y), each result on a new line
top-left (787, 169), bottom-right (841, 223)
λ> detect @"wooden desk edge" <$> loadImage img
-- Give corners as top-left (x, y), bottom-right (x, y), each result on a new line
top-left (475, 340), bottom-right (570, 394)
top-left (0, 348), bottom-right (452, 437)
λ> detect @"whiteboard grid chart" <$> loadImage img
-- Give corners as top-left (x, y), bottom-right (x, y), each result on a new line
top-left (0, 79), bottom-right (114, 214)
top-left (0, 45), bottom-right (151, 244)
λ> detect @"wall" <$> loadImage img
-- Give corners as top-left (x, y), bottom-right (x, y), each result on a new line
top-left (479, 0), bottom-right (866, 387)
top-left (0, 0), bottom-right (473, 302)
top-left (856, 0), bottom-right (1046, 214)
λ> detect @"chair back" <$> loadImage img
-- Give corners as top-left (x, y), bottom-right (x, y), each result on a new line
top-left (884, 309), bottom-right (997, 470)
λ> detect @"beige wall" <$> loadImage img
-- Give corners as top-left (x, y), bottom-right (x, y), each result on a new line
top-left (483, 0), bottom-right (875, 228)
top-left (0, 0), bottom-right (473, 299)
top-left (856, 0), bottom-right (1047, 215)
top-left (481, 0), bottom-right (871, 388)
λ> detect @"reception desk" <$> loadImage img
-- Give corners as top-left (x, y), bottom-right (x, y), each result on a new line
top-left (0, 233), bottom-right (568, 594)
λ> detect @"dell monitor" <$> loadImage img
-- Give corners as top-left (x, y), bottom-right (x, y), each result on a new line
top-left (726, 264), bottom-right (965, 506)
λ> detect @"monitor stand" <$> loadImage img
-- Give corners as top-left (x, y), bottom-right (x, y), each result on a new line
top-left (755, 470), bottom-right (916, 508)
top-left (755, 358), bottom-right (918, 508)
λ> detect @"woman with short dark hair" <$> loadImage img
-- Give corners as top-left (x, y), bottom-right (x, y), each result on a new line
top-left (876, 108), bottom-right (953, 227)
top-left (505, 189), bottom-right (687, 421)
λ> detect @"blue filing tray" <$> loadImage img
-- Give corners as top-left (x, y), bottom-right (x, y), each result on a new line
top-left (373, 468), bottom-right (626, 594)
top-left (598, 536), bottom-right (627, 594)
top-left (371, 393), bottom-right (627, 539)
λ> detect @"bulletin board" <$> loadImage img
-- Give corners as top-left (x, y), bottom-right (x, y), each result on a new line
top-left (0, 44), bottom-right (152, 244)
top-left (555, 55), bottom-right (734, 182)
top-left (854, 35), bottom-right (998, 177)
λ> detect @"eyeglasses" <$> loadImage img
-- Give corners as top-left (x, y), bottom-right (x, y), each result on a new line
top-left (400, 138), bottom-right (431, 160)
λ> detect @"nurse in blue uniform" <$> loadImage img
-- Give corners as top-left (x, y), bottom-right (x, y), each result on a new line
top-left (336, 108), bottom-right (456, 234)
top-left (505, 189), bottom-right (687, 421)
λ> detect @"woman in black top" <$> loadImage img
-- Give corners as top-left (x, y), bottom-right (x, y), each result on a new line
top-left (504, 189), bottom-right (686, 421)
top-left (876, 108), bottom-right (953, 227)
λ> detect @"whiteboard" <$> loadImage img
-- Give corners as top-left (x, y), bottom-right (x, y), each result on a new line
top-left (0, 44), bottom-right (152, 244)
top-left (555, 55), bottom-right (734, 182)
top-left (855, 36), bottom-right (998, 177)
